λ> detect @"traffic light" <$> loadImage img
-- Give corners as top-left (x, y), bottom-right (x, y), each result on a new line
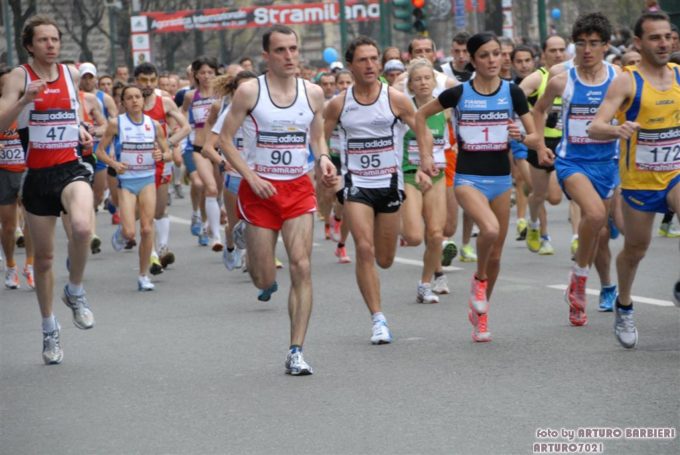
top-left (393, 0), bottom-right (414, 33)
top-left (412, 0), bottom-right (427, 35)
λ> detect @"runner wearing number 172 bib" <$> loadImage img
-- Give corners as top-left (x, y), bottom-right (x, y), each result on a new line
top-left (589, 11), bottom-right (680, 348)
top-left (218, 25), bottom-right (336, 376)
top-left (324, 36), bottom-right (420, 346)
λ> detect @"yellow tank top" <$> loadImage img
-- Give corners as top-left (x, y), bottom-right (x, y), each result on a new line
top-left (530, 67), bottom-right (563, 139)
top-left (616, 63), bottom-right (680, 190)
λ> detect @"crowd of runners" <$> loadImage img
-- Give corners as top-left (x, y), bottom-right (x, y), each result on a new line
top-left (0, 10), bottom-right (679, 374)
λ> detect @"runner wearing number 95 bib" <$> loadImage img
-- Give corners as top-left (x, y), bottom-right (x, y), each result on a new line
top-left (416, 32), bottom-right (539, 343)
top-left (95, 85), bottom-right (170, 292)
top-left (589, 11), bottom-right (680, 348)
top-left (324, 36), bottom-right (420, 346)
top-left (218, 25), bottom-right (336, 376)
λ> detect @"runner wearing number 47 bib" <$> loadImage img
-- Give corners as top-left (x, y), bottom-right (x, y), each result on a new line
top-left (325, 36), bottom-right (419, 345)
top-left (533, 13), bottom-right (622, 328)
top-left (589, 11), bottom-right (680, 348)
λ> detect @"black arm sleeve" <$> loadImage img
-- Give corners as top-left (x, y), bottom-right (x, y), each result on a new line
top-left (437, 85), bottom-right (464, 110)
top-left (510, 84), bottom-right (530, 117)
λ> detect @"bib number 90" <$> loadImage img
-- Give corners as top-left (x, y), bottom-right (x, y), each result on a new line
top-left (271, 150), bottom-right (292, 165)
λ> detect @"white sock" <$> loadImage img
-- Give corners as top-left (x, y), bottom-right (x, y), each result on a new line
top-left (193, 209), bottom-right (201, 218)
top-left (530, 220), bottom-right (539, 229)
top-left (42, 315), bottom-right (57, 333)
top-left (155, 217), bottom-right (170, 249)
top-left (572, 265), bottom-right (589, 277)
top-left (205, 197), bottom-right (222, 239)
top-left (67, 282), bottom-right (83, 296)
top-left (371, 312), bottom-right (386, 324)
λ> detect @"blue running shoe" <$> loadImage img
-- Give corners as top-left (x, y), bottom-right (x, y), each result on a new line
top-left (599, 285), bottom-right (617, 312)
top-left (258, 281), bottom-right (278, 302)
top-left (608, 217), bottom-right (620, 240)
top-left (190, 214), bottom-right (201, 236)
top-left (198, 228), bottom-right (209, 246)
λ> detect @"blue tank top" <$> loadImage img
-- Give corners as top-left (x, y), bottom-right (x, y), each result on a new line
top-left (556, 63), bottom-right (617, 162)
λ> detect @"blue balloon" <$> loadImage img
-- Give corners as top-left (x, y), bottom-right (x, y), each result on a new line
top-left (551, 8), bottom-right (561, 20)
top-left (323, 47), bottom-right (339, 64)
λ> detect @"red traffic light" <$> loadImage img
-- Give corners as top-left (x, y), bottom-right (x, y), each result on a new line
top-left (411, 0), bottom-right (425, 8)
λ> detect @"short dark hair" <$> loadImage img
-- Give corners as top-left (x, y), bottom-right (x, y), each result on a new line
top-left (262, 25), bottom-right (297, 52)
top-left (133, 62), bottom-right (158, 78)
top-left (467, 32), bottom-right (501, 60)
top-left (345, 36), bottom-right (379, 64)
top-left (452, 32), bottom-right (470, 45)
top-left (239, 57), bottom-right (252, 65)
top-left (22, 15), bottom-right (62, 57)
top-left (542, 35), bottom-right (567, 52)
top-left (633, 11), bottom-right (671, 38)
top-left (499, 37), bottom-right (515, 50)
top-left (512, 45), bottom-right (535, 61)
top-left (572, 12), bottom-right (613, 43)
top-left (317, 72), bottom-right (335, 82)
top-left (120, 84), bottom-right (142, 102)
top-left (408, 36), bottom-right (435, 56)
top-left (191, 56), bottom-right (219, 75)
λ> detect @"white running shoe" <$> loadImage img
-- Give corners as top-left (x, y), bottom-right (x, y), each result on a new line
top-left (42, 325), bottom-right (64, 365)
top-left (222, 248), bottom-right (244, 271)
top-left (138, 275), bottom-right (155, 291)
top-left (111, 226), bottom-right (126, 252)
top-left (432, 274), bottom-right (450, 294)
top-left (416, 282), bottom-right (440, 303)
top-left (233, 220), bottom-right (247, 250)
top-left (285, 350), bottom-right (313, 375)
top-left (4, 267), bottom-right (19, 289)
top-left (371, 320), bottom-right (393, 345)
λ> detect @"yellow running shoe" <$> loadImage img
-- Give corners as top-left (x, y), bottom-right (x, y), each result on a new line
top-left (526, 226), bottom-right (541, 253)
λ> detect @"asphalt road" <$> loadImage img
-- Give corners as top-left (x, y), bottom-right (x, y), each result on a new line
top-left (1, 189), bottom-right (678, 455)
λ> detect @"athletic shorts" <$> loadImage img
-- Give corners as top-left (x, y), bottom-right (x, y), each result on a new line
top-left (527, 137), bottom-right (560, 172)
top-left (0, 169), bottom-right (23, 205)
top-left (94, 158), bottom-right (108, 173)
top-left (622, 174), bottom-right (680, 214)
top-left (404, 169), bottom-right (445, 191)
top-left (330, 154), bottom-right (342, 176)
top-left (155, 161), bottom-right (171, 188)
top-left (183, 148), bottom-right (197, 175)
top-left (555, 158), bottom-right (618, 200)
top-left (119, 175), bottom-right (156, 197)
top-left (510, 140), bottom-right (528, 160)
top-left (338, 185), bottom-right (405, 214)
top-left (107, 166), bottom-right (117, 177)
top-left (237, 175), bottom-right (316, 231)
top-left (22, 160), bottom-right (92, 217)
top-left (445, 149), bottom-right (457, 188)
top-left (81, 154), bottom-right (96, 185)
top-left (454, 173), bottom-right (513, 202)
top-left (224, 174), bottom-right (241, 195)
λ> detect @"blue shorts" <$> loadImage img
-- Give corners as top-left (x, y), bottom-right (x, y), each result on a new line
top-left (119, 175), bottom-right (155, 196)
top-left (510, 140), bottom-right (528, 160)
top-left (182, 147), bottom-right (197, 175)
top-left (555, 158), bottom-right (618, 200)
top-left (622, 173), bottom-right (680, 213)
top-left (224, 174), bottom-right (241, 195)
top-left (454, 173), bottom-right (513, 201)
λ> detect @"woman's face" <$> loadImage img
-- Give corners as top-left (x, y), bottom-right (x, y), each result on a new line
top-left (471, 40), bottom-right (502, 78)
top-left (407, 66), bottom-right (435, 96)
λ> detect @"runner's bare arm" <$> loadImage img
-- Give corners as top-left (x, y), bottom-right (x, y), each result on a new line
top-left (0, 67), bottom-right (43, 131)
top-left (103, 92), bottom-right (118, 119)
top-left (413, 95), bottom-right (442, 178)
top-left (205, 100), bottom-right (221, 132)
top-left (589, 72), bottom-right (637, 140)
top-left (202, 131), bottom-right (224, 166)
top-left (85, 92), bottom-right (108, 137)
top-left (153, 119), bottom-right (170, 162)
top-left (519, 69), bottom-right (543, 98)
top-left (305, 81), bottom-right (335, 186)
top-left (163, 96), bottom-right (191, 146)
top-left (219, 78), bottom-right (276, 198)
top-left (95, 118), bottom-right (125, 173)
top-left (323, 92), bottom-right (343, 142)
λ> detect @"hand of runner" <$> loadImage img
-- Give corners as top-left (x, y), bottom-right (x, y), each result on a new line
top-left (21, 80), bottom-right (46, 105)
top-left (507, 121), bottom-right (522, 141)
top-left (112, 161), bottom-right (127, 175)
top-left (537, 145), bottom-right (555, 166)
top-left (420, 154), bottom-right (439, 178)
top-left (318, 156), bottom-right (337, 188)
top-left (248, 174), bottom-right (277, 199)
top-left (79, 126), bottom-right (93, 149)
top-left (415, 169), bottom-right (433, 193)
top-left (616, 121), bottom-right (640, 140)
top-left (153, 148), bottom-right (163, 162)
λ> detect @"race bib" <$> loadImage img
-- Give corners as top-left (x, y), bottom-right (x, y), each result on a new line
top-left (635, 127), bottom-right (680, 171)
top-left (28, 109), bottom-right (79, 151)
top-left (567, 104), bottom-right (613, 144)
top-left (121, 142), bottom-right (155, 171)
top-left (253, 131), bottom-right (308, 177)
top-left (0, 138), bottom-right (24, 166)
top-left (347, 136), bottom-right (397, 177)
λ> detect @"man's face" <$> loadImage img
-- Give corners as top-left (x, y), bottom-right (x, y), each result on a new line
top-left (451, 42), bottom-right (469, 68)
top-left (635, 19), bottom-right (672, 67)
top-left (411, 38), bottom-right (436, 64)
top-left (384, 70), bottom-right (403, 86)
top-left (671, 30), bottom-right (679, 52)
top-left (543, 36), bottom-right (567, 67)
top-left (80, 73), bottom-right (97, 92)
top-left (158, 76), bottom-right (171, 93)
top-left (115, 66), bottom-right (129, 82)
top-left (167, 76), bottom-right (179, 95)
top-left (319, 75), bottom-right (336, 98)
top-left (621, 51), bottom-right (641, 67)
top-left (241, 59), bottom-right (254, 72)
top-left (135, 72), bottom-right (158, 97)
top-left (263, 32), bottom-right (299, 78)
top-left (500, 44), bottom-right (514, 72)
top-left (98, 77), bottom-right (113, 95)
top-left (27, 24), bottom-right (61, 64)
top-left (512, 50), bottom-right (535, 78)
top-left (349, 44), bottom-right (381, 85)
top-left (574, 32), bottom-right (609, 68)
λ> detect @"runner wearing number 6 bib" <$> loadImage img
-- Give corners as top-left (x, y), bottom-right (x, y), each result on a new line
top-left (325, 36), bottom-right (419, 346)
top-left (218, 25), bottom-right (336, 376)
top-left (589, 11), bottom-right (680, 348)
top-left (96, 85), bottom-right (170, 292)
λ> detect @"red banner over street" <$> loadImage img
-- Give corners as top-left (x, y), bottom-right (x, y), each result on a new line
top-left (143, 1), bottom-right (381, 34)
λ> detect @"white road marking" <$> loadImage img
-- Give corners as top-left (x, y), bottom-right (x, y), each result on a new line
top-left (393, 257), bottom-right (462, 272)
top-left (547, 284), bottom-right (675, 307)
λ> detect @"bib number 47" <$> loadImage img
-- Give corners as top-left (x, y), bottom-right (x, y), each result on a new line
top-left (46, 126), bottom-right (66, 141)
